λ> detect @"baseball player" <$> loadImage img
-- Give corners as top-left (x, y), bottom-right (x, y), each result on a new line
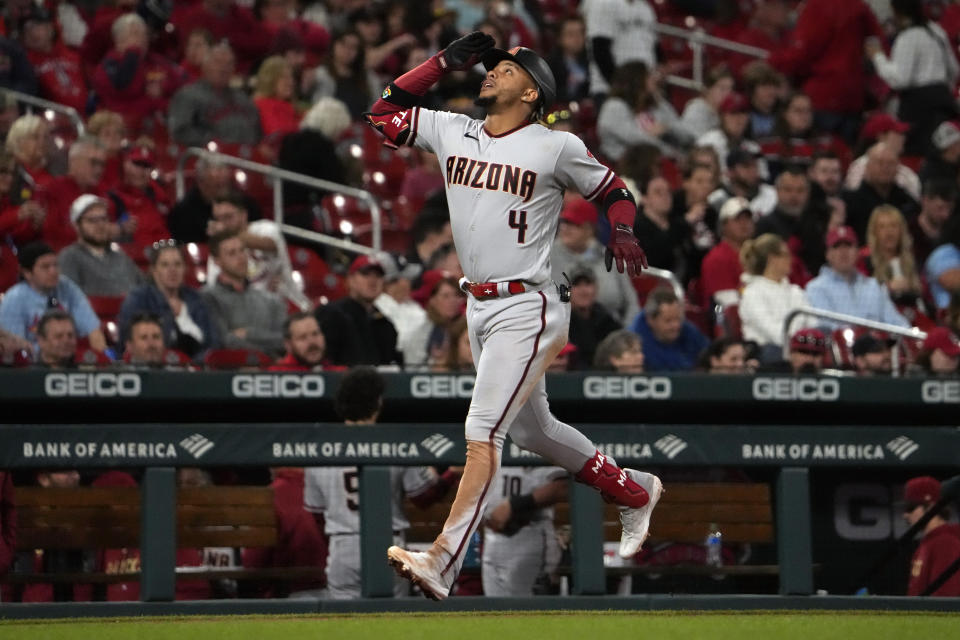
top-left (303, 367), bottom-right (458, 599)
top-left (482, 465), bottom-right (568, 597)
top-left (366, 32), bottom-right (663, 600)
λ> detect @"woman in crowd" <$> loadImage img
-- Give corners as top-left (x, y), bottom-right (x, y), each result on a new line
top-left (310, 30), bottom-right (381, 120)
top-left (859, 205), bottom-right (925, 313)
top-left (681, 66), bottom-right (735, 139)
top-left (867, 0), bottom-right (959, 155)
top-left (701, 336), bottom-right (751, 374)
top-left (118, 241), bottom-right (218, 359)
top-left (762, 92), bottom-right (851, 176)
top-left (593, 329), bottom-right (644, 373)
top-left (738, 233), bottom-right (810, 360)
top-left (437, 316), bottom-right (474, 372)
top-left (5, 114), bottom-right (54, 188)
top-left (86, 110), bottom-right (126, 191)
top-left (253, 56), bottom-right (301, 139)
top-left (404, 270), bottom-right (465, 368)
top-left (597, 61), bottom-right (694, 162)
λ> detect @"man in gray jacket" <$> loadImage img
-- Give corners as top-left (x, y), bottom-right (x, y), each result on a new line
top-left (168, 41), bottom-right (261, 147)
top-left (203, 230), bottom-right (285, 357)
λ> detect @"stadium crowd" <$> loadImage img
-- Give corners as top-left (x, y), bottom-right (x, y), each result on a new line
top-left (2, 0), bottom-right (960, 603)
top-left (0, 0), bottom-right (959, 376)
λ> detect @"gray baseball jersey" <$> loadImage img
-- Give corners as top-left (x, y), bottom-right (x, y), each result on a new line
top-left (303, 465), bottom-right (437, 534)
top-left (408, 109), bottom-right (615, 285)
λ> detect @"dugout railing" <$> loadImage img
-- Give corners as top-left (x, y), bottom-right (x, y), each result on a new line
top-left (2, 422), bottom-right (959, 607)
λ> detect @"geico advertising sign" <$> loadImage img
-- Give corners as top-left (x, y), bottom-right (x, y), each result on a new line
top-left (45, 373), bottom-right (142, 397)
top-left (583, 376), bottom-right (672, 399)
top-left (231, 374), bottom-right (325, 398)
top-left (752, 377), bottom-right (840, 401)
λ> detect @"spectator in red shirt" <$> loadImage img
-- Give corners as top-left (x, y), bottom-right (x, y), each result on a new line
top-left (5, 114), bottom-right (54, 189)
top-left (38, 136), bottom-right (107, 251)
top-left (726, 0), bottom-right (792, 77)
top-left (0, 149), bottom-right (45, 259)
top-left (253, 56), bottom-right (300, 140)
top-left (92, 12), bottom-right (187, 135)
top-left (701, 196), bottom-right (755, 309)
top-left (19, 5), bottom-right (88, 116)
top-left (87, 111), bottom-right (126, 192)
top-left (171, 0), bottom-right (269, 74)
top-left (903, 475), bottom-right (960, 597)
top-left (107, 141), bottom-right (171, 266)
top-left (769, 0), bottom-right (885, 142)
top-left (269, 311), bottom-right (328, 372)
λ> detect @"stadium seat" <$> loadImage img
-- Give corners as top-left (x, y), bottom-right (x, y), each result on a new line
top-left (288, 246), bottom-right (347, 300)
top-left (202, 348), bottom-right (273, 370)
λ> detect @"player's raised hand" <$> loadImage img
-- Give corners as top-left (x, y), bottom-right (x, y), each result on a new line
top-left (604, 224), bottom-right (648, 277)
top-left (439, 31), bottom-right (495, 71)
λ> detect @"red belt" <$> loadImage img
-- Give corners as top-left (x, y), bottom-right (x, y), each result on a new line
top-left (459, 278), bottom-right (527, 299)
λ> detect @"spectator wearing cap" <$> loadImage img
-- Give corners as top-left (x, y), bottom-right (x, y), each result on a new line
top-left (680, 66), bottom-right (734, 140)
top-left (19, 5), bottom-right (88, 116)
top-left (205, 193), bottom-right (309, 311)
top-left (374, 253), bottom-right (427, 360)
top-left (914, 327), bottom-right (960, 375)
top-left (701, 197), bottom-right (755, 309)
top-left (739, 233), bottom-right (811, 359)
top-left (806, 226), bottom-right (910, 330)
top-left (593, 329), bottom-right (645, 373)
top-left (634, 175), bottom-right (684, 276)
top-left (628, 287), bottom-right (708, 372)
top-left (551, 197), bottom-right (639, 325)
top-left (696, 92), bottom-right (755, 172)
top-left (107, 141), bottom-right (172, 266)
top-left (315, 254), bottom-right (401, 366)
top-left (920, 121), bottom-right (960, 184)
top-left (118, 241), bottom-right (218, 359)
top-left (768, 0), bottom-right (884, 142)
top-left (597, 61), bottom-right (694, 162)
top-left (171, 0), bottom-right (269, 74)
top-left (403, 270), bottom-right (465, 368)
top-left (859, 205), bottom-right (923, 310)
top-left (902, 475), bottom-right (960, 597)
top-left (203, 231), bottom-right (286, 358)
top-left (269, 311), bottom-right (328, 372)
top-left (843, 142), bottom-right (920, 241)
top-left (58, 194), bottom-right (145, 298)
top-left (0, 242), bottom-right (106, 352)
top-left (851, 333), bottom-right (891, 376)
top-left (276, 97), bottom-right (350, 229)
top-left (567, 264), bottom-right (621, 370)
top-left (845, 114), bottom-right (920, 201)
top-left (911, 180), bottom-right (957, 268)
top-left (787, 328), bottom-right (826, 373)
top-left (92, 13), bottom-right (187, 134)
top-left (866, 0), bottom-right (960, 156)
top-left (168, 41), bottom-right (262, 148)
top-left (38, 136), bottom-right (108, 252)
top-left (708, 149), bottom-right (777, 218)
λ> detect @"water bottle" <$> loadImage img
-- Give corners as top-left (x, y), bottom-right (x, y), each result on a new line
top-left (705, 523), bottom-right (723, 568)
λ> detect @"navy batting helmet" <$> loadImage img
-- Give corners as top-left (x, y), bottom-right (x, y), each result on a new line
top-left (481, 46), bottom-right (557, 121)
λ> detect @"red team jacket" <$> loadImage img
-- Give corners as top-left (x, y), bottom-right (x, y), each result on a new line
top-left (908, 523), bottom-right (960, 597)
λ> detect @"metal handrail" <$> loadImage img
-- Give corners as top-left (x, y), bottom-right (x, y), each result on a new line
top-left (781, 307), bottom-right (927, 377)
top-left (651, 22), bottom-right (769, 90)
top-left (1, 88), bottom-right (85, 136)
top-left (643, 266), bottom-right (685, 304)
top-left (175, 147), bottom-right (383, 253)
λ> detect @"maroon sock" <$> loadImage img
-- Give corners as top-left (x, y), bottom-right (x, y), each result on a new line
top-left (574, 450), bottom-right (649, 508)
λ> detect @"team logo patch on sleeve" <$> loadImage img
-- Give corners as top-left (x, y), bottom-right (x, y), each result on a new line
top-left (382, 86), bottom-right (392, 99)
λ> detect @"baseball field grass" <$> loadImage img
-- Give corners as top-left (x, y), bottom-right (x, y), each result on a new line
top-left (1, 611), bottom-right (957, 640)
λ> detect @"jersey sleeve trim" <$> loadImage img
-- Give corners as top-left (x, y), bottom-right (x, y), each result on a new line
top-left (585, 168), bottom-right (614, 201)
top-left (408, 106), bottom-right (421, 147)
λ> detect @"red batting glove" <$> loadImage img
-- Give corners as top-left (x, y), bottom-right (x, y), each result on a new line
top-left (604, 224), bottom-right (648, 277)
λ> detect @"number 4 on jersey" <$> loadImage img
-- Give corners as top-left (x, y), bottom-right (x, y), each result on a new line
top-left (509, 209), bottom-right (528, 243)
